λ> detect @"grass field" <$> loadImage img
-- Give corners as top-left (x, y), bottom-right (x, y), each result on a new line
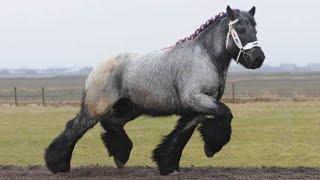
top-left (0, 101), bottom-right (319, 168)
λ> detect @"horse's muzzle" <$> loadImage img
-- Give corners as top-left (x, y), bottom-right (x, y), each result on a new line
top-left (253, 48), bottom-right (265, 69)
top-left (243, 47), bottom-right (265, 69)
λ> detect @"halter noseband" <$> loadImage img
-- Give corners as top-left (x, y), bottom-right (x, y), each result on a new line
top-left (226, 19), bottom-right (260, 63)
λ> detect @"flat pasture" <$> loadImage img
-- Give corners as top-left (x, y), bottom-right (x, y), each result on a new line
top-left (1, 74), bottom-right (320, 179)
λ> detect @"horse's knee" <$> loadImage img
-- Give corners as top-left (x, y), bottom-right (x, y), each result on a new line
top-left (214, 102), bottom-right (233, 120)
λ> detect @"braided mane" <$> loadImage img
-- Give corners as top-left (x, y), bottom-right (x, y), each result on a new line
top-left (175, 12), bottom-right (227, 45)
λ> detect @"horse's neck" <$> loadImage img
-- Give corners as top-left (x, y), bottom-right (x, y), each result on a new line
top-left (195, 18), bottom-right (232, 76)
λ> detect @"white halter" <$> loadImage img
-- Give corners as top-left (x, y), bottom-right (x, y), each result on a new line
top-left (226, 19), bottom-right (260, 63)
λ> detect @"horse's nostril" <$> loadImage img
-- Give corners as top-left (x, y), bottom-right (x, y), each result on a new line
top-left (256, 57), bottom-right (261, 62)
top-left (253, 57), bottom-right (263, 67)
top-left (257, 56), bottom-right (264, 63)
top-left (243, 53), bottom-right (250, 59)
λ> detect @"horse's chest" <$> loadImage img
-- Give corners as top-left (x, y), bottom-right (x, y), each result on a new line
top-left (204, 77), bottom-right (226, 100)
top-left (217, 76), bottom-right (227, 100)
top-left (217, 84), bottom-right (225, 100)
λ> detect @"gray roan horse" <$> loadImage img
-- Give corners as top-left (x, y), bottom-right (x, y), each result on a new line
top-left (45, 6), bottom-right (265, 175)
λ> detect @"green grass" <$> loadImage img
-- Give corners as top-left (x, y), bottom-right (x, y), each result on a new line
top-left (0, 101), bottom-right (319, 167)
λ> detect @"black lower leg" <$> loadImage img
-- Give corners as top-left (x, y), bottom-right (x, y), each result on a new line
top-left (198, 111), bottom-right (233, 157)
top-left (44, 130), bottom-right (75, 173)
top-left (100, 123), bottom-right (133, 168)
top-left (100, 99), bottom-right (139, 168)
top-left (45, 109), bottom-right (97, 173)
top-left (152, 116), bottom-right (198, 175)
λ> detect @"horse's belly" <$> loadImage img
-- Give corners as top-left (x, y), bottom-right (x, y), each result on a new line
top-left (128, 86), bottom-right (180, 114)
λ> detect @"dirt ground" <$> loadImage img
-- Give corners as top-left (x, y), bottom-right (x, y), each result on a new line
top-left (1, 166), bottom-right (320, 180)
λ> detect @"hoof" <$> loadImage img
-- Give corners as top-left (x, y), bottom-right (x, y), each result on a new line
top-left (46, 159), bottom-right (70, 173)
top-left (204, 144), bottom-right (215, 157)
top-left (152, 148), bottom-right (179, 176)
top-left (169, 170), bottom-right (180, 175)
top-left (44, 133), bottom-right (74, 173)
top-left (159, 169), bottom-right (175, 176)
top-left (114, 157), bottom-right (125, 169)
top-left (159, 167), bottom-right (181, 176)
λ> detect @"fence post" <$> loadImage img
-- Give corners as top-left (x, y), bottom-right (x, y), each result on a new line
top-left (42, 87), bottom-right (46, 106)
top-left (231, 82), bottom-right (235, 102)
top-left (14, 87), bottom-right (18, 106)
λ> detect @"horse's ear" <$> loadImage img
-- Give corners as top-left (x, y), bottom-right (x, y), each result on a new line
top-left (249, 6), bottom-right (256, 17)
top-left (226, 5), bottom-right (236, 21)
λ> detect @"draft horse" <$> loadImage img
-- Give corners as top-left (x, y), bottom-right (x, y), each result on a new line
top-left (45, 6), bottom-right (265, 175)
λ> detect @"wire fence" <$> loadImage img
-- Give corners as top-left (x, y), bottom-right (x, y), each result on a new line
top-left (0, 87), bottom-right (83, 106)
top-left (1, 80), bottom-right (320, 106)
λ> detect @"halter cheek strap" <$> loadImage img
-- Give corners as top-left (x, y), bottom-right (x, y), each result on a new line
top-left (226, 19), bottom-right (260, 63)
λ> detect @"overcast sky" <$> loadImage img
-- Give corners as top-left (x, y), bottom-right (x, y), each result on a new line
top-left (0, 0), bottom-right (319, 68)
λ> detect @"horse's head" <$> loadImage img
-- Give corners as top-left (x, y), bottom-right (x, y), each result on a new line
top-left (226, 6), bottom-right (265, 69)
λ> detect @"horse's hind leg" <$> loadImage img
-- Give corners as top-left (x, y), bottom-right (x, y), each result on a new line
top-left (152, 115), bottom-right (200, 175)
top-left (100, 99), bottom-right (140, 168)
top-left (44, 105), bottom-right (100, 173)
top-left (44, 90), bottom-right (115, 173)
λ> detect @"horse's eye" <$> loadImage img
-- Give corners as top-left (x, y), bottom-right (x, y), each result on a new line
top-left (238, 27), bottom-right (246, 34)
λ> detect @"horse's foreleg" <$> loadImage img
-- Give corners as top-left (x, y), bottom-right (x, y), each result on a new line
top-left (100, 100), bottom-right (139, 168)
top-left (185, 93), bottom-right (232, 118)
top-left (45, 108), bottom-right (99, 173)
top-left (152, 115), bottom-right (199, 175)
top-left (199, 105), bottom-right (233, 157)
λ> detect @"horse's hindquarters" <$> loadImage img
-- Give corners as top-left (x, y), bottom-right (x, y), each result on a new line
top-left (84, 54), bottom-right (135, 118)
